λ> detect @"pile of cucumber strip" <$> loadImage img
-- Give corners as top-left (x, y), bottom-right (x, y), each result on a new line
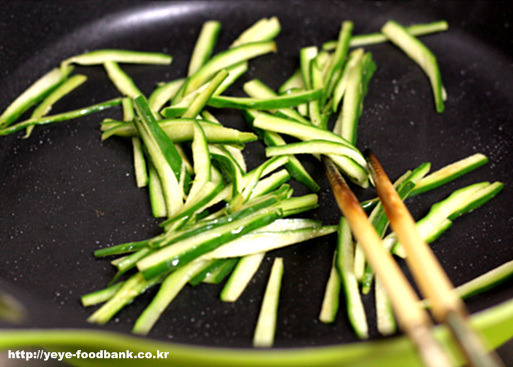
top-left (0, 16), bottom-right (511, 348)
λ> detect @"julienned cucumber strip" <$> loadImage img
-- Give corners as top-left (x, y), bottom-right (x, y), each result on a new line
top-left (163, 87), bottom-right (320, 118)
top-left (255, 218), bottom-right (324, 232)
top-left (360, 153), bottom-right (489, 210)
top-left (323, 21), bottom-right (353, 102)
top-left (157, 185), bottom-right (290, 242)
top-left (148, 78), bottom-right (185, 114)
top-left (252, 112), bottom-right (368, 186)
top-left (381, 20), bottom-right (445, 113)
top-left (322, 20), bottom-right (449, 50)
top-left (188, 260), bottom-right (227, 286)
top-left (132, 96), bottom-right (187, 217)
top-left (449, 181), bottom-right (503, 219)
top-left (299, 46), bottom-right (318, 91)
top-left (393, 181), bottom-right (503, 258)
top-left (24, 74), bottom-right (88, 138)
top-left (188, 20), bottom-right (221, 77)
top-left (319, 254), bottom-right (342, 324)
top-left (230, 17), bottom-right (281, 48)
top-left (221, 253), bottom-right (265, 302)
top-left (87, 272), bottom-right (165, 325)
top-left (123, 98), bottom-right (149, 189)
top-left (0, 65), bottom-right (74, 127)
top-left (102, 118), bottom-right (257, 144)
top-left (252, 112), bottom-right (362, 152)
top-left (133, 96), bottom-right (190, 184)
top-left (62, 49), bottom-right (172, 66)
top-left (103, 61), bottom-right (142, 98)
top-left (132, 260), bottom-right (210, 335)
top-left (249, 170), bottom-right (290, 198)
top-left (81, 282), bottom-right (124, 307)
top-left (265, 140), bottom-right (366, 169)
top-left (336, 51), bottom-right (376, 145)
top-left (243, 79), bottom-right (310, 124)
top-left (412, 153), bottom-right (489, 195)
top-left (132, 137), bottom-right (148, 188)
top-left (206, 88), bottom-right (322, 110)
top-left (419, 260), bottom-right (513, 310)
top-left (148, 163), bottom-right (167, 218)
top-left (253, 257), bottom-right (283, 347)
top-left (182, 70), bottom-right (230, 118)
top-left (186, 121), bottom-right (212, 202)
top-left (337, 218), bottom-right (369, 339)
top-left (278, 68), bottom-right (304, 94)
top-left (0, 98), bottom-right (123, 136)
top-left (358, 163), bottom-right (430, 292)
top-left (454, 260), bottom-right (513, 300)
top-left (243, 109), bottom-right (320, 192)
top-left (308, 54), bottom-right (325, 128)
top-left (375, 274), bottom-right (397, 336)
top-left (179, 41), bottom-right (277, 99)
top-left (332, 48), bottom-right (364, 116)
top-left (200, 258), bottom-right (239, 284)
top-left (137, 208), bottom-right (283, 280)
top-left (205, 225), bottom-right (337, 259)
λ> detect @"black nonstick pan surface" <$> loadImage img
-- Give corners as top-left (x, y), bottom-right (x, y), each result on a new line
top-left (1, 0), bottom-right (513, 364)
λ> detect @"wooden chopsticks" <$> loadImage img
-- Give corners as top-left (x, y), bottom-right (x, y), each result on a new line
top-left (366, 151), bottom-right (504, 367)
top-left (323, 156), bottom-right (452, 367)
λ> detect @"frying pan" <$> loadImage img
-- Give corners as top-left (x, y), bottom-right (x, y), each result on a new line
top-left (1, 0), bottom-right (513, 365)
